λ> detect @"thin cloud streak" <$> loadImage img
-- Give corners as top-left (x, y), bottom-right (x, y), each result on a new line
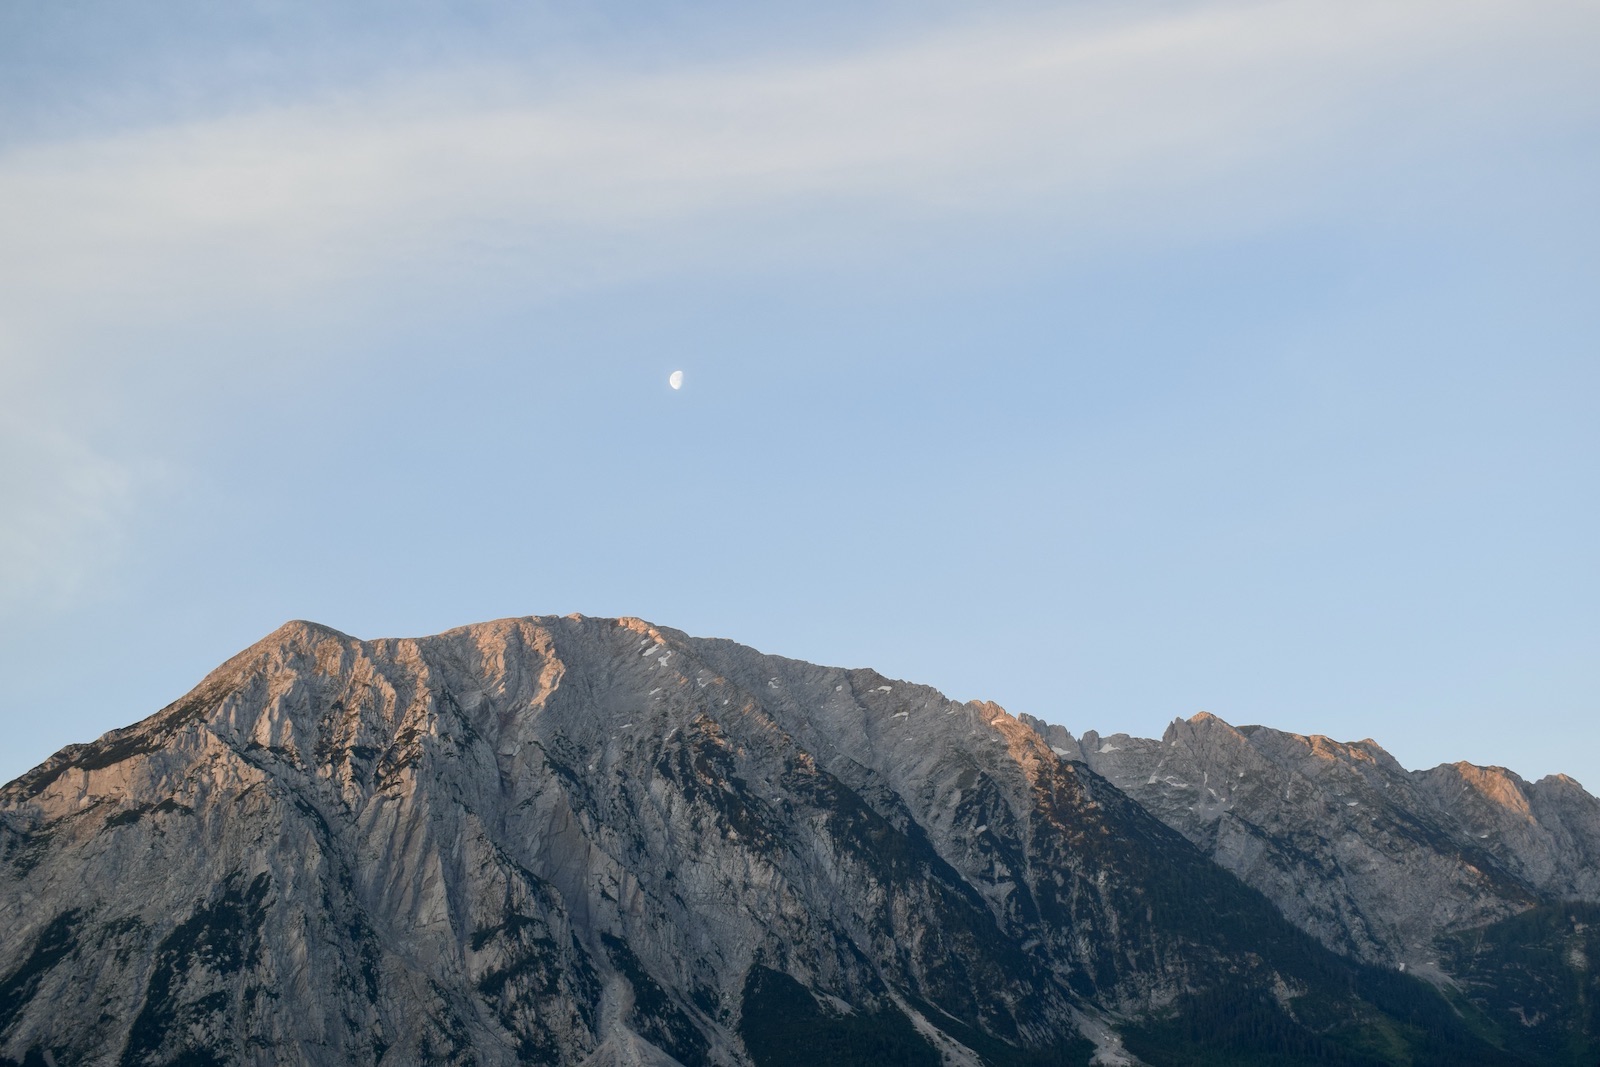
top-left (0, 0), bottom-right (1593, 610)
top-left (2, 0), bottom-right (1593, 357)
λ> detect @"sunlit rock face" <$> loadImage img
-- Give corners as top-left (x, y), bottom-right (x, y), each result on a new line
top-left (1022, 710), bottom-right (1600, 970)
top-left (0, 616), bottom-right (1595, 1065)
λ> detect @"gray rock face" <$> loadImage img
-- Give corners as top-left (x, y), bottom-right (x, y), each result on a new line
top-left (0, 617), bottom-right (1210, 1065)
top-left (2, 616), bottom-right (1594, 1065)
top-left (1020, 710), bottom-right (1600, 968)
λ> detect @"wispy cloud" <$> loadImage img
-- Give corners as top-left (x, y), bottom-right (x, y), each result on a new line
top-left (0, 417), bottom-right (157, 610)
top-left (0, 0), bottom-right (1593, 608)
top-left (3, 0), bottom-right (1592, 350)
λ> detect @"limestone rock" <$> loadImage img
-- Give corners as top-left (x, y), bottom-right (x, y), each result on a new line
top-left (1019, 710), bottom-right (1600, 969)
top-left (1, 617), bottom-right (1587, 1065)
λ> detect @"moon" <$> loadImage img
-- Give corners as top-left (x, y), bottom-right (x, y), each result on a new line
top-left (669, 370), bottom-right (684, 390)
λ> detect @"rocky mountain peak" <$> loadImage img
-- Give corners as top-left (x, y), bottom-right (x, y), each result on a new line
top-left (3, 616), bottom-right (1597, 1066)
top-left (1043, 707), bottom-right (1600, 969)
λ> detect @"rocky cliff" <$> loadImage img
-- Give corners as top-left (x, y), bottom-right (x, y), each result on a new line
top-left (1020, 712), bottom-right (1600, 970)
top-left (1, 616), bottom-right (1595, 1065)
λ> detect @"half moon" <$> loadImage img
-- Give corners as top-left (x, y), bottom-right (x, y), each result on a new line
top-left (669, 370), bottom-right (684, 390)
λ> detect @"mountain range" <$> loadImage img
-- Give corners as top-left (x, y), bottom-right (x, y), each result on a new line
top-left (2, 615), bottom-right (1596, 1065)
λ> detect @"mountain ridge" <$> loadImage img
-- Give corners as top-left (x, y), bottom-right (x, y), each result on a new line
top-left (2, 614), bottom-right (1596, 1065)
top-left (1019, 704), bottom-right (1600, 972)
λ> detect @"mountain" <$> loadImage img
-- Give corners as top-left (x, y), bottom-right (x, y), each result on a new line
top-left (1, 615), bottom-right (1595, 1066)
top-left (1020, 713), bottom-right (1600, 970)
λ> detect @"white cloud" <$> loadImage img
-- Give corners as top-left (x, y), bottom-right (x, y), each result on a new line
top-left (2, 0), bottom-right (1592, 350)
top-left (0, 417), bottom-right (156, 611)
top-left (0, 0), bottom-right (1593, 606)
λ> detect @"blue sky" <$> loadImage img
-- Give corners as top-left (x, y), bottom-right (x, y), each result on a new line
top-left (2, 0), bottom-right (1596, 790)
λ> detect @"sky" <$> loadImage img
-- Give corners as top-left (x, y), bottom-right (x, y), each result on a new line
top-left (1, 0), bottom-right (1596, 791)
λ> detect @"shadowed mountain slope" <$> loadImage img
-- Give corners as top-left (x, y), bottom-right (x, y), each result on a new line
top-left (1021, 711), bottom-right (1600, 970)
top-left (1, 616), bottom-right (1591, 1065)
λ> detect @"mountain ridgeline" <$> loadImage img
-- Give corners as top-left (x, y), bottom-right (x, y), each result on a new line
top-left (1, 616), bottom-right (1596, 1065)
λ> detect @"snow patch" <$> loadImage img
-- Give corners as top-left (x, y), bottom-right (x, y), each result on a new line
top-left (1051, 746), bottom-right (1074, 757)
top-left (641, 644), bottom-right (661, 657)
top-left (875, 685), bottom-right (893, 693)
